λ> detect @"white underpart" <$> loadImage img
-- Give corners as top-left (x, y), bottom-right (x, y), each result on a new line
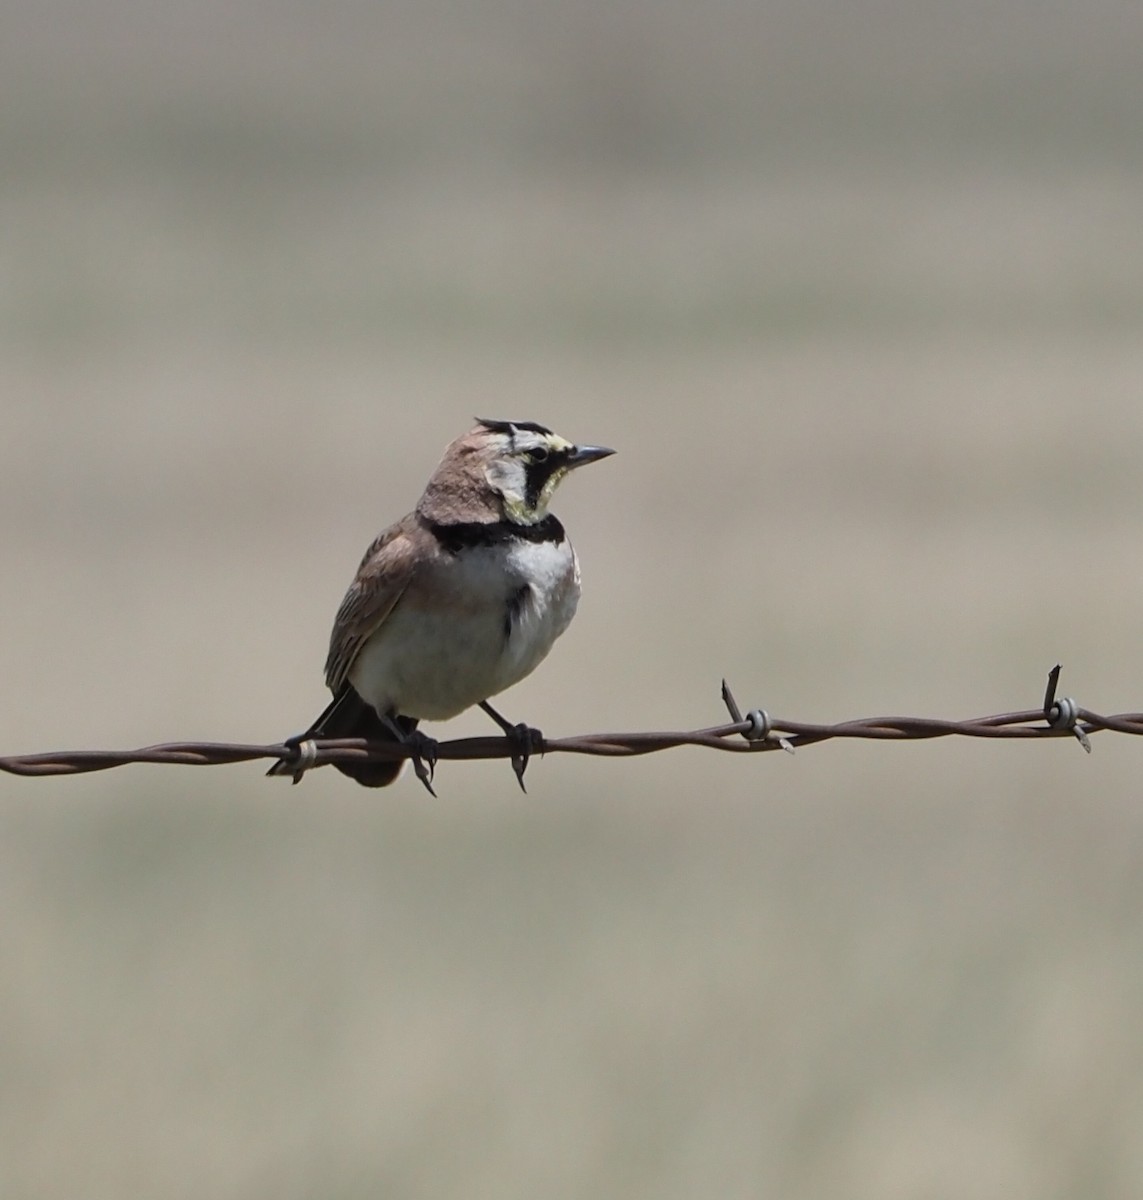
top-left (349, 538), bottom-right (581, 721)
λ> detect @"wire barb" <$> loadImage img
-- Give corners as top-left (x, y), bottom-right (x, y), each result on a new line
top-left (721, 679), bottom-right (794, 753)
top-left (288, 738), bottom-right (319, 785)
top-left (1, 668), bottom-right (1136, 787)
top-left (1042, 665), bottom-right (1092, 754)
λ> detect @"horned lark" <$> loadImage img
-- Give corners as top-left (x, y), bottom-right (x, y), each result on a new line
top-left (269, 418), bottom-right (614, 790)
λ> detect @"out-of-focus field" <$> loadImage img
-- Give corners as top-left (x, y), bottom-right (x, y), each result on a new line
top-left (3, 2), bottom-right (1143, 1196)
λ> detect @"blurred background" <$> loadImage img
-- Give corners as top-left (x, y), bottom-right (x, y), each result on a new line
top-left (3, 1), bottom-right (1143, 1195)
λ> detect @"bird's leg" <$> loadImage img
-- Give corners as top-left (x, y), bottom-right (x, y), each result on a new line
top-left (479, 700), bottom-right (543, 793)
top-left (381, 714), bottom-right (439, 797)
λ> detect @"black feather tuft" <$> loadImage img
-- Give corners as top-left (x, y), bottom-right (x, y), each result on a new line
top-left (475, 417), bottom-right (553, 437)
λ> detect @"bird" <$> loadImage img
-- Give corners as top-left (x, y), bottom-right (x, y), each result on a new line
top-left (268, 418), bottom-right (614, 792)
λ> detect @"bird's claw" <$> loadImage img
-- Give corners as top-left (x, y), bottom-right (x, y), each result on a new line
top-left (506, 723), bottom-right (543, 793)
top-left (477, 702), bottom-right (543, 793)
top-left (406, 731), bottom-right (439, 797)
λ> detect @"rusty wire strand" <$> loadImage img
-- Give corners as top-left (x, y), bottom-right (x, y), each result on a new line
top-left (0, 667), bottom-right (1135, 783)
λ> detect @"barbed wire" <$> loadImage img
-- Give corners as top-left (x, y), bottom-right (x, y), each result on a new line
top-left (1, 667), bottom-right (1137, 791)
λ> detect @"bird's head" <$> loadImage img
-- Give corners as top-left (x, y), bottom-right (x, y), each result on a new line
top-left (418, 419), bottom-right (615, 525)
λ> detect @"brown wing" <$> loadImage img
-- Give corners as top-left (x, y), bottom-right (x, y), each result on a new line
top-left (323, 514), bottom-right (423, 692)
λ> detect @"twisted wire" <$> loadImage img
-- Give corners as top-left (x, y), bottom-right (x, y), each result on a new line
top-left (0, 667), bottom-right (1132, 782)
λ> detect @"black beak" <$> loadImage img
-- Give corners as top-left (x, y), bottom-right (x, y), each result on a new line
top-left (566, 444), bottom-right (616, 469)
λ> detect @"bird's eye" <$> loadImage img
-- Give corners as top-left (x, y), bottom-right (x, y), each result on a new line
top-left (529, 446), bottom-right (550, 463)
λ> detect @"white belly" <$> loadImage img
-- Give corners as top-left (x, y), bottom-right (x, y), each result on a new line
top-left (349, 538), bottom-right (581, 721)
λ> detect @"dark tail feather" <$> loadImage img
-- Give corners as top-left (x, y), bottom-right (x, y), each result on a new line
top-left (268, 685), bottom-right (418, 787)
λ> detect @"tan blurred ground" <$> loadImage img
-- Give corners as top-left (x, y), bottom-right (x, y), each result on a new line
top-left (3, 2), bottom-right (1143, 1197)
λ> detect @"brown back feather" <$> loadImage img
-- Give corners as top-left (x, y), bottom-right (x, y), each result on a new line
top-left (324, 515), bottom-right (423, 691)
